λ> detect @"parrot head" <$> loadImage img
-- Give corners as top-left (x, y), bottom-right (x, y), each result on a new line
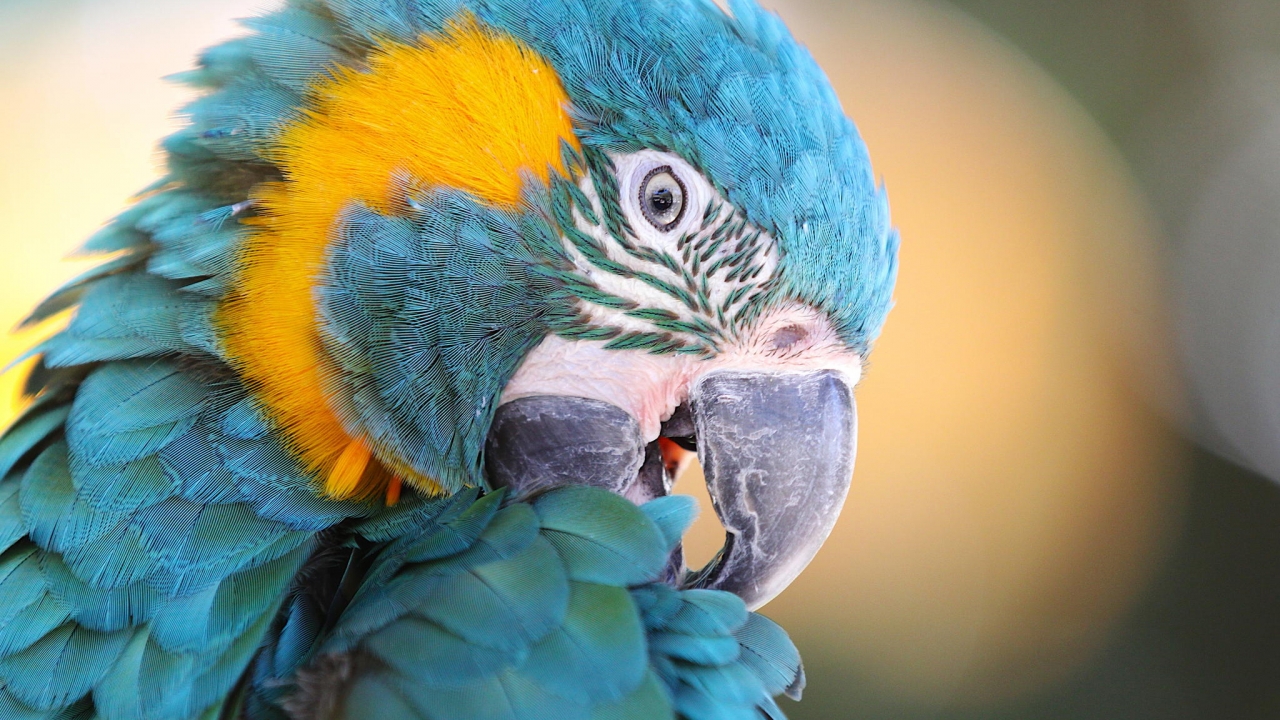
top-left (215, 0), bottom-right (897, 610)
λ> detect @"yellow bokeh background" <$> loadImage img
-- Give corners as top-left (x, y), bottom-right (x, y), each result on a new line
top-left (0, 0), bottom-right (1189, 714)
top-left (0, 0), bottom-right (265, 418)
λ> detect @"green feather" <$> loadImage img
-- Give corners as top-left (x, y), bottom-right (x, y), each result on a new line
top-left (533, 486), bottom-right (669, 585)
top-left (412, 536), bottom-right (569, 652)
top-left (590, 671), bottom-right (675, 720)
top-left (0, 623), bottom-right (132, 711)
top-left (520, 582), bottom-right (647, 704)
top-left (363, 616), bottom-right (523, 687)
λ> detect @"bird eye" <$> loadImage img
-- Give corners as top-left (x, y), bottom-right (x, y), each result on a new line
top-left (639, 166), bottom-right (686, 232)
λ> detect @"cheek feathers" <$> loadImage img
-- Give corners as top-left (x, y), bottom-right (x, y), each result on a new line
top-left (499, 334), bottom-right (696, 443)
top-left (218, 16), bottom-right (577, 499)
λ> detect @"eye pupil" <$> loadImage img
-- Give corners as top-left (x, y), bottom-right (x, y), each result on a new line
top-left (650, 187), bottom-right (674, 213)
top-left (639, 166), bottom-right (686, 232)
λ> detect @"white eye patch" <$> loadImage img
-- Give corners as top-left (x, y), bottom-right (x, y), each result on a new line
top-left (554, 148), bottom-right (782, 356)
top-left (614, 150), bottom-right (711, 246)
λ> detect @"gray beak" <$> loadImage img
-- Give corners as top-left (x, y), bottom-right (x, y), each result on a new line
top-left (686, 370), bottom-right (856, 609)
top-left (484, 370), bottom-right (856, 610)
top-left (485, 395), bottom-right (651, 498)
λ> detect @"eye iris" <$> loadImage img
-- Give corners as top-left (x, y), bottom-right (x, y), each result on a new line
top-left (639, 166), bottom-right (686, 231)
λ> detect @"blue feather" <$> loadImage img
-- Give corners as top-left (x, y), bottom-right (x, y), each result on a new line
top-left (183, 79), bottom-right (302, 162)
top-left (734, 612), bottom-right (804, 700)
top-left (21, 443), bottom-right (130, 557)
top-left (18, 254), bottom-right (146, 330)
top-left (0, 546), bottom-right (70, 658)
top-left (37, 552), bottom-right (160, 632)
top-left (0, 479), bottom-right (24, 554)
top-left (91, 627), bottom-right (149, 720)
top-left (242, 9), bottom-right (349, 91)
top-left (166, 38), bottom-right (257, 90)
top-left (0, 406), bottom-right (69, 482)
top-left (639, 494), bottom-right (699, 552)
top-left (44, 276), bottom-right (217, 367)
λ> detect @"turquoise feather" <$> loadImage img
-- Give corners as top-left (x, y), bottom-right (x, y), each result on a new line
top-left (0, 353), bottom-right (344, 718)
top-left (246, 486), bottom-right (798, 720)
top-left (0, 406), bottom-right (69, 482)
top-left (0, 0), bottom-right (900, 714)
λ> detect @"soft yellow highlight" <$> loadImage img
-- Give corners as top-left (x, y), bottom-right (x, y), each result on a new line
top-left (217, 18), bottom-right (577, 500)
top-left (328, 438), bottom-right (374, 499)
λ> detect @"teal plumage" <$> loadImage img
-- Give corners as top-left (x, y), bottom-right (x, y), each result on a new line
top-left (249, 486), bottom-right (788, 717)
top-left (248, 489), bottom-right (798, 720)
top-left (320, 190), bottom-right (571, 489)
top-left (0, 359), bottom-right (326, 719)
top-left (0, 367), bottom-right (799, 718)
top-left (0, 0), bottom-right (897, 716)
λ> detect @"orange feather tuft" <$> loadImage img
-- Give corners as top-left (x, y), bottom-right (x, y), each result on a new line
top-left (385, 477), bottom-right (403, 507)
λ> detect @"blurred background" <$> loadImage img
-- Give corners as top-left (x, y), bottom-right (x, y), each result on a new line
top-left (2, 0), bottom-right (1280, 717)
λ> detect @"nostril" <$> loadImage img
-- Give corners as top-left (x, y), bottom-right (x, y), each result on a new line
top-left (770, 324), bottom-right (808, 352)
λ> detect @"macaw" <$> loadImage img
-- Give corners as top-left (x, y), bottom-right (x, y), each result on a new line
top-left (0, 0), bottom-right (898, 718)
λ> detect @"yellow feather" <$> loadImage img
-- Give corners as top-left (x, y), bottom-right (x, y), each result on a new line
top-left (217, 16), bottom-right (577, 500)
top-left (328, 438), bottom-right (373, 499)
